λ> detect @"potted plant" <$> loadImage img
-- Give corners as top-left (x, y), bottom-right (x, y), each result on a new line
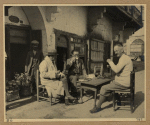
top-left (14, 73), bottom-right (32, 97)
top-left (14, 73), bottom-right (22, 86)
top-left (6, 77), bottom-right (20, 102)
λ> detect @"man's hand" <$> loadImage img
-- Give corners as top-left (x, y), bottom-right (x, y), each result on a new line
top-left (70, 57), bottom-right (75, 64)
top-left (56, 70), bottom-right (60, 74)
top-left (107, 59), bottom-right (112, 63)
top-left (56, 73), bottom-right (60, 79)
top-left (59, 72), bottom-right (65, 78)
top-left (25, 72), bottom-right (29, 76)
top-left (55, 70), bottom-right (60, 79)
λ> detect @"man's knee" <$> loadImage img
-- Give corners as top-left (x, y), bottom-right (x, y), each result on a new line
top-left (100, 85), bottom-right (108, 96)
top-left (69, 75), bottom-right (77, 84)
top-left (61, 77), bottom-right (67, 84)
top-left (59, 81), bottom-right (64, 87)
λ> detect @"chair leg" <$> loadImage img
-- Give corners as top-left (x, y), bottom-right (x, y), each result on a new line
top-left (80, 87), bottom-right (83, 103)
top-left (50, 93), bottom-right (52, 106)
top-left (37, 88), bottom-right (39, 102)
top-left (113, 91), bottom-right (116, 111)
top-left (31, 84), bottom-right (33, 94)
top-left (130, 93), bottom-right (134, 113)
top-left (94, 90), bottom-right (97, 108)
top-left (49, 96), bottom-right (51, 106)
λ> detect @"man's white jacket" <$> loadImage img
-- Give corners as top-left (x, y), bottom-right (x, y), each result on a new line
top-left (39, 56), bottom-right (64, 97)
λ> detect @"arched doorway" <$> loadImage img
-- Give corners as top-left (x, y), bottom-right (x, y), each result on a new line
top-left (5, 6), bottom-right (47, 80)
top-left (22, 6), bottom-right (47, 52)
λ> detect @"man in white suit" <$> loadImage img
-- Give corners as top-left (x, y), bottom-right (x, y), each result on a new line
top-left (39, 49), bottom-right (75, 105)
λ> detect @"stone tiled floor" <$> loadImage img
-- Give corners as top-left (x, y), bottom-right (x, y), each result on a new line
top-left (5, 70), bottom-right (145, 120)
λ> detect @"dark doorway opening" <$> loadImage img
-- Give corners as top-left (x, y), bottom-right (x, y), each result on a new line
top-left (57, 47), bottom-right (68, 72)
top-left (10, 43), bottom-right (29, 79)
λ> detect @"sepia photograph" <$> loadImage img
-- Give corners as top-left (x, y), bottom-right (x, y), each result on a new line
top-left (4, 5), bottom-right (145, 121)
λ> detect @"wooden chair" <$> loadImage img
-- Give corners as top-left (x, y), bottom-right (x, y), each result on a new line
top-left (36, 69), bottom-right (53, 105)
top-left (94, 63), bottom-right (103, 77)
top-left (112, 71), bottom-right (135, 113)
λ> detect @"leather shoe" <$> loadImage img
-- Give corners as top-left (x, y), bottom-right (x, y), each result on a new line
top-left (72, 99), bottom-right (79, 104)
top-left (65, 99), bottom-right (75, 106)
top-left (67, 96), bottom-right (76, 100)
top-left (117, 102), bottom-right (121, 106)
top-left (65, 99), bottom-right (70, 105)
top-left (90, 107), bottom-right (101, 113)
top-left (55, 95), bottom-right (62, 99)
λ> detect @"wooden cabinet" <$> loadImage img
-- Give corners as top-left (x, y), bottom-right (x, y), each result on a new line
top-left (89, 39), bottom-right (105, 73)
top-left (69, 37), bottom-right (85, 56)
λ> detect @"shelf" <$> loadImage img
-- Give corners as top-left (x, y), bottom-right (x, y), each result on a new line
top-left (90, 60), bottom-right (104, 63)
top-left (91, 38), bottom-right (105, 43)
top-left (91, 49), bottom-right (104, 52)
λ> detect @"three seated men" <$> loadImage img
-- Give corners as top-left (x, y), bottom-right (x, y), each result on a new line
top-left (39, 43), bottom-right (133, 111)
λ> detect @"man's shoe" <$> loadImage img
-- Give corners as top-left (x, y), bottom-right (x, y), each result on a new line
top-left (78, 98), bottom-right (83, 104)
top-left (65, 99), bottom-right (70, 105)
top-left (55, 95), bottom-right (62, 99)
top-left (67, 96), bottom-right (76, 100)
top-left (90, 107), bottom-right (101, 113)
top-left (72, 99), bottom-right (79, 104)
top-left (117, 102), bottom-right (121, 106)
top-left (65, 99), bottom-right (75, 106)
top-left (58, 96), bottom-right (65, 103)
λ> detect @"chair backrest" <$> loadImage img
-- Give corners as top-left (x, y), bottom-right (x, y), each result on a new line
top-left (94, 63), bottom-right (103, 76)
top-left (36, 69), bottom-right (41, 86)
top-left (130, 71), bottom-right (135, 93)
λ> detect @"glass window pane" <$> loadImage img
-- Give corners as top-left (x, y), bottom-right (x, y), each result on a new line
top-left (10, 29), bottom-right (27, 37)
top-left (10, 36), bottom-right (27, 44)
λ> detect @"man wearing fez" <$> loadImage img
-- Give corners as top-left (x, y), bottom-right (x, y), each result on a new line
top-left (39, 49), bottom-right (75, 105)
top-left (90, 43), bottom-right (133, 113)
top-left (25, 40), bottom-right (43, 93)
top-left (66, 49), bottom-right (87, 102)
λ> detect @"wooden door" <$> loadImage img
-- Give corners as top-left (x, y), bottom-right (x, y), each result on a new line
top-left (5, 25), bottom-right (31, 80)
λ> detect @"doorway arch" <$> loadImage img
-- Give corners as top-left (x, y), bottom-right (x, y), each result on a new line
top-left (21, 6), bottom-right (47, 54)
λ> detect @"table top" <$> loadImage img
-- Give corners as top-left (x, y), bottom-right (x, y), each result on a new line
top-left (79, 78), bottom-right (112, 86)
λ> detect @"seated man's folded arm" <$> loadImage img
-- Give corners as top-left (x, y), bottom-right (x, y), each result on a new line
top-left (39, 62), bottom-right (56, 79)
top-left (66, 59), bottom-right (72, 70)
top-left (109, 58), bottom-right (126, 74)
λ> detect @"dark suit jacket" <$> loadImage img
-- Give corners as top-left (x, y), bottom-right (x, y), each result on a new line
top-left (25, 50), bottom-right (43, 76)
top-left (66, 58), bottom-right (86, 76)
